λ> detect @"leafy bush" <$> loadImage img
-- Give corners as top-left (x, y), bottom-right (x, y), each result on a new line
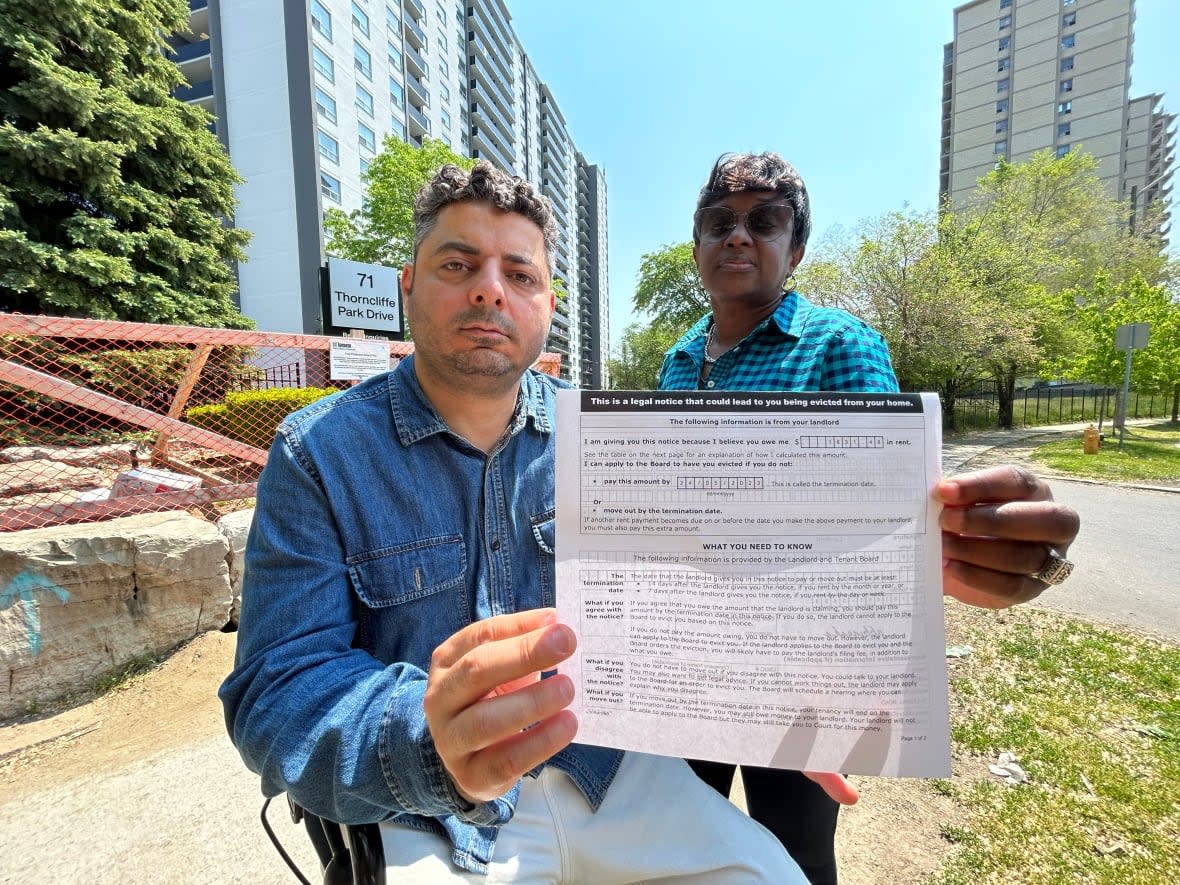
top-left (186, 387), bottom-right (338, 450)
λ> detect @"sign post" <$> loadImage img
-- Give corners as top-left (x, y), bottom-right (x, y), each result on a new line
top-left (1114, 322), bottom-right (1150, 450)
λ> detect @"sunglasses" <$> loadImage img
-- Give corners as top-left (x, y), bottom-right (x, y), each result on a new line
top-left (693, 203), bottom-right (794, 244)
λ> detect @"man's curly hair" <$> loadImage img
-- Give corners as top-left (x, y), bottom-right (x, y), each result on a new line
top-left (413, 161), bottom-right (558, 276)
top-left (694, 152), bottom-right (811, 251)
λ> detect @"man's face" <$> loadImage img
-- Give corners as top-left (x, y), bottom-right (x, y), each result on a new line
top-left (401, 201), bottom-right (555, 395)
top-left (693, 191), bottom-right (806, 308)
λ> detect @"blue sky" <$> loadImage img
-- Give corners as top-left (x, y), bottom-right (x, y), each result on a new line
top-left (506, 0), bottom-right (1180, 350)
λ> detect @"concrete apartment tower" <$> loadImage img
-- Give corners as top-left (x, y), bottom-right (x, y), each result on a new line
top-left (940, 0), bottom-right (1174, 243)
top-left (170, 0), bottom-right (610, 387)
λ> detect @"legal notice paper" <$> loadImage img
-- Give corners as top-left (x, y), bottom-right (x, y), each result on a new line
top-left (555, 390), bottom-right (951, 777)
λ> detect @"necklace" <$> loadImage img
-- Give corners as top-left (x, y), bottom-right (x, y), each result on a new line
top-left (703, 324), bottom-right (721, 365)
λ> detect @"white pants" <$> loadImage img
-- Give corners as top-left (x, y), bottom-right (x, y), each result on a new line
top-left (379, 751), bottom-right (805, 883)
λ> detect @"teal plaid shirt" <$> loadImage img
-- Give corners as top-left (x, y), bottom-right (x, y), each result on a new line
top-left (657, 291), bottom-right (899, 394)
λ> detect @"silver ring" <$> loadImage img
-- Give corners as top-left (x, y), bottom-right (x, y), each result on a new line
top-left (1031, 548), bottom-right (1074, 585)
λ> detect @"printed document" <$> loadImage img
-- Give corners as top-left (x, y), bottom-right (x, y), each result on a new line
top-left (555, 390), bottom-right (950, 777)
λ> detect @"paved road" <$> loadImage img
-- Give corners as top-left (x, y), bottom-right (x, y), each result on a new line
top-left (1024, 479), bottom-right (1179, 641)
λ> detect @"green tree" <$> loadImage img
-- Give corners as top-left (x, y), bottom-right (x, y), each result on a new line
top-left (632, 242), bottom-right (710, 333)
top-left (938, 150), bottom-right (1166, 426)
top-left (1053, 274), bottom-right (1180, 422)
top-left (324, 136), bottom-right (474, 269)
top-left (0, 0), bottom-right (251, 327)
top-left (607, 322), bottom-right (680, 390)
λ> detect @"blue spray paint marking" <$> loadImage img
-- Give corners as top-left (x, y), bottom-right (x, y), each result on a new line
top-left (0, 569), bottom-right (70, 656)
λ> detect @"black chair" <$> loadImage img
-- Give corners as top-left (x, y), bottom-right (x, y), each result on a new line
top-left (261, 796), bottom-right (385, 885)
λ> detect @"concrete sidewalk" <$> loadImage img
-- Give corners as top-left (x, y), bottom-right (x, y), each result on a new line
top-left (941, 417), bottom-right (1165, 473)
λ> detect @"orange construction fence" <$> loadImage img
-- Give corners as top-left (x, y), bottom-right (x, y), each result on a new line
top-left (0, 314), bottom-right (560, 532)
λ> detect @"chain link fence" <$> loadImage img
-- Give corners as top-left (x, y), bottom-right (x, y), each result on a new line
top-left (1, 314), bottom-right (560, 532)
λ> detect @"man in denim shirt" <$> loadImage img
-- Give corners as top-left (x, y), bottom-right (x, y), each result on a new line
top-left (220, 162), bottom-right (805, 881)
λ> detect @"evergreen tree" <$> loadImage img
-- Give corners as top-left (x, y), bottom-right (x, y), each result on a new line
top-left (0, 0), bottom-right (251, 327)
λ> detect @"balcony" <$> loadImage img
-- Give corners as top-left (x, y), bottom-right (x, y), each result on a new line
top-left (406, 71), bottom-right (430, 108)
top-left (469, 61), bottom-right (513, 123)
top-left (467, 11), bottom-right (513, 75)
top-left (408, 104), bottom-right (431, 138)
top-left (171, 37), bottom-right (210, 65)
top-left (176, 79), bottom-right (214, 105)
top-left (470, 96), bottom-right (514, 148)
top-left (474, 0), bottom-right (514, 51)
top-left (402, 0), bottom-right (425, 23)
top-left (404, 42), bottom-right (428, 80)
top-left (403, 15), bottom-right (426, 51)
top-left (470, 126), bottom-right (515, 174)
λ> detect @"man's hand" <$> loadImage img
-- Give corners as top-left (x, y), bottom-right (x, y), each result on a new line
top-left (423, 609), bottom-right (579, 805)
top-left (937, 466), bottom-right (1080, 609)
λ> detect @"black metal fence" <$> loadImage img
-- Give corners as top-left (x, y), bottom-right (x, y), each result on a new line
top-left (948, 380), bottom-right (1174, 430)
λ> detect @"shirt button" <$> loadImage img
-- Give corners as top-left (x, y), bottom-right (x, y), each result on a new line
top-left (706, 380), bottom-right (715, 388)
top-left (491, 536), bottom-right (501, 551)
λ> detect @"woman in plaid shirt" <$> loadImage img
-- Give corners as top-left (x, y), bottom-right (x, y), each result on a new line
top-left (660, 152), bottom-right (1080, 884)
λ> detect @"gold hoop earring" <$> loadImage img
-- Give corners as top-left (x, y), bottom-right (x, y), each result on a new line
top-left (782, 273), bottom-right (796, 293)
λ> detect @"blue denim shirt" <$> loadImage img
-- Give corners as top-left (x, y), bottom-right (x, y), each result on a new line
top-left (219, 357), bottom-right (624, 875)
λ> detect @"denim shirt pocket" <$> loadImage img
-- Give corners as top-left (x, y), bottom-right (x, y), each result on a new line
top-left (348, 535), bottom-right (469, 664)
top-left (530, 509), bottom-right (556, 609)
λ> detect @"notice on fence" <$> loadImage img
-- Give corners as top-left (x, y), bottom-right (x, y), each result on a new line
top-left (329, 338), bottom-right (391, 381)
top-left (555, 390), bottom-right (950, 777)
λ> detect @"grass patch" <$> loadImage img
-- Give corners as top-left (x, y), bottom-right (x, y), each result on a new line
top-left (931, 603), bottom-right (1180, 884)
top-left (1031, 423), bottom-right (1180, 483)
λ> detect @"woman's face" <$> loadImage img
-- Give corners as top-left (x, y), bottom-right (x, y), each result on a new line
top-left (693, 191), bottom-right (806, 309)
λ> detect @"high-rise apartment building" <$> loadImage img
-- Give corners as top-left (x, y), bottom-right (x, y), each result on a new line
top-left (170, 0), bottom-right (609, 386)
top-left (940, 0), bottom-right (1174, 242)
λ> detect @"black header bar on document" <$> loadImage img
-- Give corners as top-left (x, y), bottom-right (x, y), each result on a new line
top-left (580, 391), bottom-right (926, 414)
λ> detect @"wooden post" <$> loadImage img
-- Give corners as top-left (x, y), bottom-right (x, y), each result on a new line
top-left (151, 343), bottom-right (214, 462)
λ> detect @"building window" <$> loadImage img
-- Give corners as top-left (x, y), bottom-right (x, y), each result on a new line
top-left (439, 57), bottom-right (449, 78)
top-left (998, 57), bottom-right (1010, 72)
top-left (391, 116), bottom-right (406, 139)
top-left (1000, 0), bottom-right (1012, 7)
top-left (999, 14), bottom-right (1011, 30)
top-left (995, 140), bottom-right (1007, 156)
top-left (1060, 56), bottom-right (1074, 72)
top-left (352, 2), bottom-right (370, 37)
top-left (1061, 34), bottom-right (1075, 49)
top-left (1063, 11), bottom-right (1077, 27)
top-left (996, 98), bottom-right (1009, 113)
top-left (321, 172), bottom-right (342, 203)
top-left (439, 33), bottom-right (447, 52)
top-left (312, 45), bottom-right (335, 83)
top-left (441, 109), bottom-right (451, 129)
top-left (358, 122), bottom-right (377, 154)
top-left (356, 83), bottom-right (374, 117)
top-left (1057, 122), bottom-right (1071, 138)
top-left (436, 1), bottom-right (446, 24)
top-left (388, 41), bottom-right (402, 70)
top-left (1064, 0), bottom-right (1076, 6)
top-left (442, 133), bottom-right (452, 147)
top-left (385, 5), bottom-right (400, 30)
top-left (354, 41), bottom-right (372, 79)
top-left (315, 87), bottom-right (337, 123)
top-left (389, 78), bottom-right (404, 108)
top-left (311, 1), bottom-right (333, 40)
top-left (440, 82), bottom-right (450, 102)
top-left (1060, 77), bottom-right (1073, 93)
top-left (318, 130), bottom-right (339, 164)
top-left (998, 36), bottom-right (1011, 52)
top-left (996, 119), bottom-right (1008, 134)
top-left (1057, 100), bottom-right (1072, 114)
top-left (360, 157), bottom-right (371, 175)
top-left (997, 77), bottom-right (1009, 92)
top-left (1056, 144), bottom-right (1071, 158)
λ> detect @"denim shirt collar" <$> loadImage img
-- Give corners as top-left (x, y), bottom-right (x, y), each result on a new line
top-left (390, 355), bottom-right (555, 448)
